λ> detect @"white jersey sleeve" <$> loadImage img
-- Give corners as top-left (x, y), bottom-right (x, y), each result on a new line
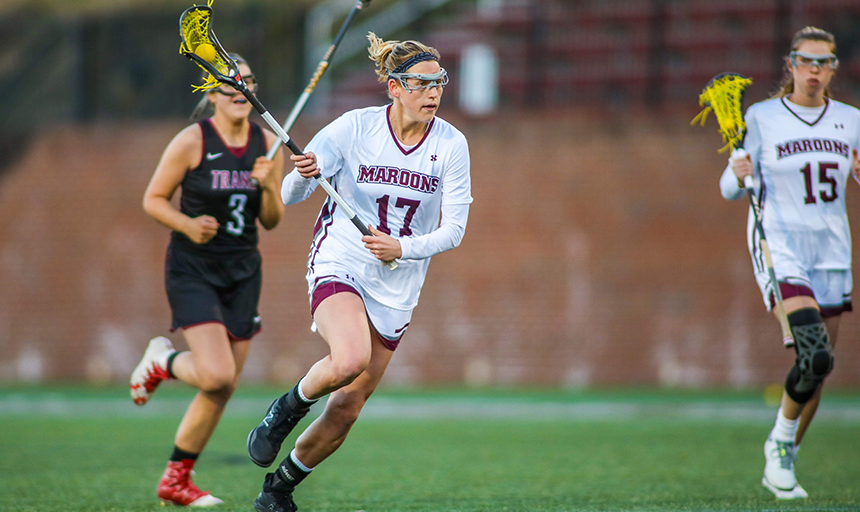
top-left (280, 113), bottom-right (354, 205)
top-left (281, 169), bottom-right (315, 205)
top-left (400, 202), bottom-right (469, 259)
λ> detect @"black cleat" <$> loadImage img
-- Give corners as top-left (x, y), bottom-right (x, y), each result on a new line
top-left (248, 386), bottom-right (314, 467)
top-left (254, 471), bottom-right (298, 512)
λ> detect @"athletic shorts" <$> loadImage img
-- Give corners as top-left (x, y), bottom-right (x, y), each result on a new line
top-left (165, 243), bottom-right (262, 340)
top-left (307, 263), bottom-right (412, 350)
top-left (753, 254), bottom-right (852, 318)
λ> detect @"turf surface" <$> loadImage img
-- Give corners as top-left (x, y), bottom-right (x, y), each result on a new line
top-left (1, 386), bottom-right (858, 511)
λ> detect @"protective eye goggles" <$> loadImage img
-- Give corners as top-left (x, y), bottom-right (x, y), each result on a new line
top-left (789, 51), bottom-right (839, 70)
top-left (388, 69), bottom-right (449, 92)
top-left (213, 74), bottom-right (258, 96)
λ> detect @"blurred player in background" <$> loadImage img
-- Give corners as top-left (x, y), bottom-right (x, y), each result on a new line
top-left (720, 27), bottom-right (860, 499)
top-left (130, 54), bottom-right (284, 506)
top-left (245, 32), bottom-right (472, 512)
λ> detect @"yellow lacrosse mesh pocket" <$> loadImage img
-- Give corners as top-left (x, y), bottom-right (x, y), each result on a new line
top-left (179, 1), bottom-right (231, 92)
top-left (691, 74), bottom-right (752, 153)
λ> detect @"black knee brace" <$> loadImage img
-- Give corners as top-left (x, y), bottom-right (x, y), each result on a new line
top-left (784, 308), bottom-right (834, 404)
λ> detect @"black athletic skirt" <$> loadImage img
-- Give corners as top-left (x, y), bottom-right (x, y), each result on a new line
top-left (164, 242), bottom-right (262, 341)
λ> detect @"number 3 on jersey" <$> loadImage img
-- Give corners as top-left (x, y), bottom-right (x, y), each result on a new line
top-left (226, 193), bottom-right (247, 235)
top-left (375, 195), bottom-right (421, 236)
top-left (800, 162), bottom-right (838, 204)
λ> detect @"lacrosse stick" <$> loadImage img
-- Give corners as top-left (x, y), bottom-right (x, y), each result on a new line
top-left (179, 1), bottom-right (397, 270)
top-left (692, 73), bottom-right (793, 347)
top-left (266, 0), bottom-right (372, 160)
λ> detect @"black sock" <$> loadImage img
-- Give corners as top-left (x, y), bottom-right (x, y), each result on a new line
top-left (170, 446), bottom-right (199, 462)
top-left (166, 351), bottom-right (181, 379)
top-left (275, 452), bottom-right (311, 490)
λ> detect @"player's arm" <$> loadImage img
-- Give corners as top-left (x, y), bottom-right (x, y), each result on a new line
top-left (143, 125), bottom-right (219, 244)
top-left (367, 138), bottom-right (473, 261)
top-left (852, 115), bottom-right (860, 186)
top-left (280, 116), bottom-right (348, 205)
top-left (281, 151), bottom-right (320, 206)
top-left (256, 130), bottom-right (285, 230)
top-left (398, 203), bottom-right (470, 260)
top-left (720, 107), bottom-right (760, 200)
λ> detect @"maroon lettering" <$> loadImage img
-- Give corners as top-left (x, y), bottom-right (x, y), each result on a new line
top-left (792, 141), bottom-right (803, 154)
top-left (399, 170), bottom-right (411, 186)
top-left (834, 141), bottom-right (845, 156)
top-left (777, 138), bottom-right (850, 160)
top-left (409, 173), bottom-right (422, 189)
top-left (358, 165), bottom-right (376, 183)
top-left (386, 167), bottom-right (399, 183)
top-left (355, 164), bottom-right (439, 194)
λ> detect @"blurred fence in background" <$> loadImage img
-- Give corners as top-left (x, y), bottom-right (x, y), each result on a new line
top-left (2, 0), bottom-right (860, 387)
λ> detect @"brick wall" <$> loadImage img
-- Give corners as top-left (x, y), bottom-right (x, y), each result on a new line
top-left (2, 111), bottom-right (859, 389)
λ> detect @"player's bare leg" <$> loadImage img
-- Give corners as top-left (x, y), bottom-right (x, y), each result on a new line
top-left (294, 330), bottom-right (393, 466)
top-left (159, 323), bottom-right (250, 506)
top-left (302, 292), bottom-right (376, 398)
top-left (172, 324), bottom-right (250, 450)
top-left (762, 296), bottom-right (836, 499)
top-left (248, 292), bottom-right (372, 467)
top-left (254, 294), bottom-right (394, 512)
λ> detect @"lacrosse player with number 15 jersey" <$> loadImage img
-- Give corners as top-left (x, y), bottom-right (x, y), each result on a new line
top-left (246, 32), bottom-right (472, 512)
top-left (720, 26), bottom-right (860, 500)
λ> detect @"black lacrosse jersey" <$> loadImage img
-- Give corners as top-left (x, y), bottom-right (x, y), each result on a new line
top-left (170, 119), bottom-right (266, 254)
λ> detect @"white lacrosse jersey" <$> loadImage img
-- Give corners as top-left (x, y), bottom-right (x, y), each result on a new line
top-left (288, 105), bottom-right (472, 310)
top-left (720, 97), bottom-right (860, 270)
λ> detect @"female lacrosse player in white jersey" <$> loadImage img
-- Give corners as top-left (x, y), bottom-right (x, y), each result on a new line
top-left (720, 27), bottom-right (860, 499)
top-left (247, 32), bottom-right (471, 512)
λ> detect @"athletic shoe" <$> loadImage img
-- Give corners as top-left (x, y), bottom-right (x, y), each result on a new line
top-left (762, 435), bottom-right (807, 499)
top-left (247, 387), bottom-right (314, 467)
top-left (254, 471), bottom-right (298, 512)
top-left (130, 336), bottom-right (175, 405)
top-left (157, 460), bottom-right (224, 507)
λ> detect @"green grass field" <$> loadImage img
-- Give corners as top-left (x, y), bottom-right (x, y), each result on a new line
top-left (2, 385), bottom-right (859, 512)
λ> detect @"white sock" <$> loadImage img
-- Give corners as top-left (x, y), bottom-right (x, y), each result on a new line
top-left (771, 407), bottom-right (799, 443)
top-left (297, 377), bottom-right (318, 404)
top-left (290, 448), bottom-right (314, 472)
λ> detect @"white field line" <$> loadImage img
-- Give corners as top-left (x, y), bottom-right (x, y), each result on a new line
top-left (1, 394), bottom-right (860, 422)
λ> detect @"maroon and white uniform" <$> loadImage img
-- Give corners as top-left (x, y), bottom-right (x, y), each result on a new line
top-left (720, 97), bottom-right (860, 314)
top-left (281, 105), bottom-right (472, 342)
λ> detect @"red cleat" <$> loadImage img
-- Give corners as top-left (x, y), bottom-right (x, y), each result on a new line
top-left (130, 337), bottom-right (175, 405)
top-left (157, 460), bottom-right (223, 507)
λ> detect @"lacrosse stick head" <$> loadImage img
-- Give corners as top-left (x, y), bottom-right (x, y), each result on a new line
top-left (691, 73), bottom-right (753, 153)
top-left (179, 1), bottom-right (245, 93)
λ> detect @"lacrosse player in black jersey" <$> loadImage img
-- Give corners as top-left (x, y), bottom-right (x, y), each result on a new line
top-left (131, 54), bottom-right (284, 506)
